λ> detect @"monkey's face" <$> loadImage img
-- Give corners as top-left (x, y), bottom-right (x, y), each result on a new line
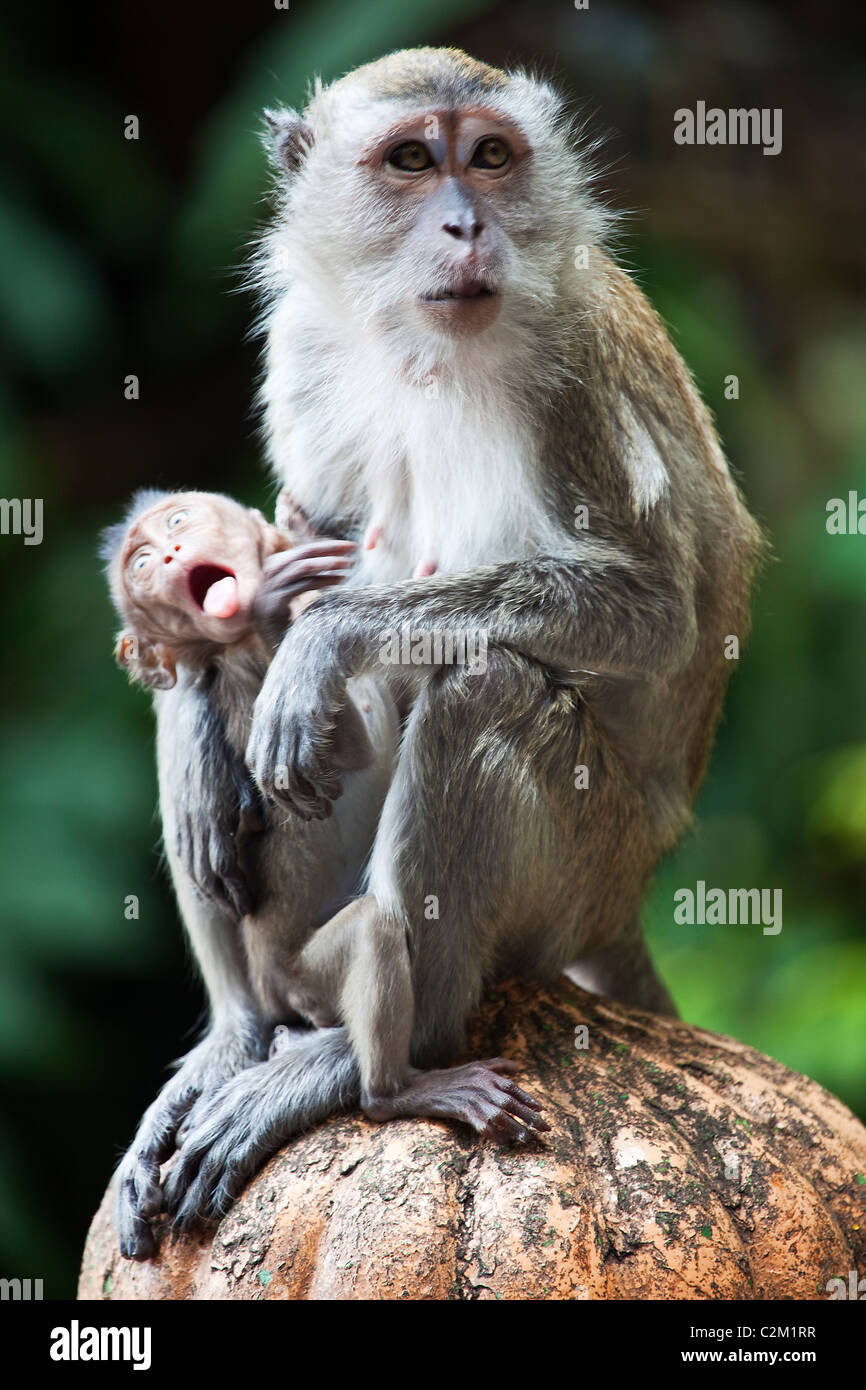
top-left (116, 493), bottom-right (278, 648)
top-left (355, 109), bottom-right (533, 339)
top-left (267, 58), bottom-right (602, 364)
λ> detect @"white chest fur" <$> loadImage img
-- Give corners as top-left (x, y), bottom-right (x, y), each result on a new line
top-left (265, 298), bottom-right (563, 582)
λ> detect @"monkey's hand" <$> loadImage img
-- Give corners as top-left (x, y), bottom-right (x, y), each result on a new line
top-left (247, 607), bottom-right (354, 818)
top-left (252, 538), bottom-right (357, 649)
top-left (116, 1016), bottom-right (266, 1260)
top-left (171, 744), bottom-right (265, 918)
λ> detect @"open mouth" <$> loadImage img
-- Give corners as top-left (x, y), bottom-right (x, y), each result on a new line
top-left (422, 281), bottom-right (496, 302)
top-left (188, 563), bottom-right (236, 611)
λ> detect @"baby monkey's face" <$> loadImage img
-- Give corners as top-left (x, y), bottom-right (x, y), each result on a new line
top-left (119, 492), bottom-right (281, 647)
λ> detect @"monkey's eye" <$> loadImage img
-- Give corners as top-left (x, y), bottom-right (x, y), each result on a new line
top-left (130, 551), bottom-right (152, 577)
top-left (167, 509), bottom-right (190, 530)
top-left (470, 137), bottom-right (511, 170)
top-left (387, 142), bottom-right (434, 173)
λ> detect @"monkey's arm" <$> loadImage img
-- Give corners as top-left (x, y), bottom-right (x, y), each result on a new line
top-left (338, 541), bottom-right (695, 677)
top-left (248, 540), bottom-right (697, 816)
top-left (158, 672), bottom-right (266, 916)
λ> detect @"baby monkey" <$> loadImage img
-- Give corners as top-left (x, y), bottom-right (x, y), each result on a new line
top-left (106, 488), bottom-right (546, 1256)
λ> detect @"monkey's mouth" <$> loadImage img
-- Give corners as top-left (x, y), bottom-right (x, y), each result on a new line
top-left (188, 564), bottom-right (238, 616)
top-left (422, 280), bottom-right (496, 302)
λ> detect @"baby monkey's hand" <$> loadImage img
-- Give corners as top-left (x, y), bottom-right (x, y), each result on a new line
top-left (252, 539), bottom-right (357, 648)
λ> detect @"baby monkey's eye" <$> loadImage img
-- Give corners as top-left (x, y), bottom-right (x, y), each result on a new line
top-left (387, 142), bottom-right (434, 172)
top-left (130, 551), bottom-right (152, 576)
top-left (470, 137), bottom-right (510, 170)
top-left (167, 509), bottom-right (190, 530)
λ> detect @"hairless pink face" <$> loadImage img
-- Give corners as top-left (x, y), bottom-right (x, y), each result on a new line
top-left (110, 490), bottom-right (359, 691)
top-left (116, 492), bottom-right (281, 648)
top-left (360, 107), bottom-right (529, 336)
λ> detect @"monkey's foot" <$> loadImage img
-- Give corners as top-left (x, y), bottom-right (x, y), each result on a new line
top-left (116, 1147), bottom-right (166, 1261)
top-left (362, 1058), bottom-right (550, 1143)
top-left (164, 1060), bottom-right (305, 1229)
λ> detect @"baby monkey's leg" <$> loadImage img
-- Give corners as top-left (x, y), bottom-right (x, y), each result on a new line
top-left (288, 895), bottom-right (549, 1142)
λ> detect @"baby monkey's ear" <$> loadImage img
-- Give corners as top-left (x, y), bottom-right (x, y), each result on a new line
top-left (251, 507), bottom-right (295, 557)
top-left (115, 632), bottom-right (177, 691)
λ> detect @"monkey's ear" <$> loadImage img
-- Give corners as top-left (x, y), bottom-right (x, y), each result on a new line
top-left (264, 108), bottom-right (313, 176)
top-left (115, 632), bottom-right (177, 691)
top-left (250, 509), bottom-right (293, 556)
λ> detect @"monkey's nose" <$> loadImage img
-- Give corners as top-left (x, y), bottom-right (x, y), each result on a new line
top-left (442, 218), bottom-right (484, 240)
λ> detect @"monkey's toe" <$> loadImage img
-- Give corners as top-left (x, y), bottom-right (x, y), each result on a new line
top-left (363, 1060), bottom-right (550, 1142)
top-left (116, 1159), bottom-right (165, 1261)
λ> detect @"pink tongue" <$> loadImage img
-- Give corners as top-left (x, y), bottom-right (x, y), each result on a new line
top-left (202, 575), bottom-right (239, 618)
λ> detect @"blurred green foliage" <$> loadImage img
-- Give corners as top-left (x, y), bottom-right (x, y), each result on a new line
top-left (0, 0), bottom-right (863, 1297)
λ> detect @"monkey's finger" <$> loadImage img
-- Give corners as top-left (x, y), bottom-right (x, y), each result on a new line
top-left (262, 570), bottom-right (356, 604)
top-left (278, 742), bottom-right (337, 819)
top-left (163, 1138), bottom-right (210, 1214)
top-left (164, 1077), bottom-right (245, 1213)
top-left (259, 560), bottom-right (357, 601)
top-left (173, 1176), bottom-right (225, 1232)
top-left (496, 1078), bottom-right (546, 1112)
top-left (116, 1157), bottom-right (163, 1261)
top-left (248, 715), bottom-right (333, 818)
top-left (286, 768), bottom-right (333, 819)
top-left (254, 571), bottom-right (354, 629)
top-left (172, 1135), bottom-right (253, 1230)
top-left (275, 554), bottom-right (357, 584)
top-left (260, 540), bottom-right (357, 576)
top-left (208, 1148), bottom-right (259, 1221)
top-left (494, 1092), bottom-right (551, 1131)
top-left (118, 1207), bottom-right (157, 1262)
top-left (481, 1109), bottom-right (535, 1144)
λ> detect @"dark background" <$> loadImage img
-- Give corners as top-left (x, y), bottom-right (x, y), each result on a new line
top-left (1, 0), bottom-right (864, 1298)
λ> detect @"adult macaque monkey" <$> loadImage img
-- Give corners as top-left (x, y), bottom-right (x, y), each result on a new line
top-left (159, 48), bottom-right (761, 1230)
